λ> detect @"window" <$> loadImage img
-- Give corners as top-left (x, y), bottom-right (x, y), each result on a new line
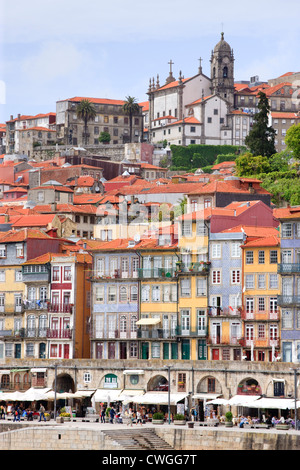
top-left (270, 297), bottom-right (277, 313)
top-left (211, 244), bottom-right (221, 258)
top-left (15, 270), bottom-right (22, 282)
top-left (282, 223), bottom-right (292, 238)
top-left (258, 324), bottom-right (265, 338)
top-left (152, 285), bottom-right (160, 302)
top-left (231, 270), bottom-right (241, 284)
top-left (52, 266), bottom-right (59, 281)
top-left (180, 278), bottom-right (191, 297)
top-left (64, 266), bottom-right (71, 281)
top-left (246, 274), bottom-right (255, 289)
top-left (108, 286), bottom-right (117, 302)
top-left (231, 242), bottom-right (241, 258)
top-left (258, 274), bottom-right (266, 289)
top-left (95, 286), bottom-right (104, 302)
top-left (0, 245), bottom-right (6, 258)
top-left (16, 243), bottom-right (24, 258)
top-left (197, 278), bottom-right (207, 296)
top-left (212, 270), bottom-right (221, 284)
top-left (141, 285), bottom-right (150, 302)
top-left (246, 251), bottom-right (254, 264)
top-left (84, 373), bottom-right (92, 383)
top-left (269, 274), bottom-right (278, 289)
top-left (282, 310), bottom-right (293, 329)
top-left (258, 297), bottom-right (265, 311)
top-left (130, 286), bottom-right (138, 302)
top-left (246, 298), bottom-right (254, 313)
top-left (270, 250), bottom-right (278, 264)
top-left (258, 251), bottom-right (265, 264)
top-left (119, 286), bottom-right (128, 302)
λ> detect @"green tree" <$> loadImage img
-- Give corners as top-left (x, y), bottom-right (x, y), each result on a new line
top-left (285, 123), bottom-right (300, 158)
top-left (235, 152), bottom-right (270, 176)
top-left (99, 131), bottom-right (111, 144)
top-left (245, 91), bottom-right (276, 157)
top-left (76, 99), bottom-right (97, 146)
top-left (122, 96), bottom-right (140, 143)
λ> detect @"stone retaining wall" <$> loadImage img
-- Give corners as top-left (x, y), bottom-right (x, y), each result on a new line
top-left (0, 425), bottom-right (300, 450)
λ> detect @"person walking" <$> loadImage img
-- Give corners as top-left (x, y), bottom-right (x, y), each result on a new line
top-left (109, 407), bottom-right (116, 424)
top-left (100, 407), bottom-right (105, 423)
top-left (39, 404), bottom-right (46, 422)
top-left (13, 406), bottom-right (20, 422)
top-left (0, 404), bottom-right (5, 419)
top-left (136, 409), bottom-right (143, 425)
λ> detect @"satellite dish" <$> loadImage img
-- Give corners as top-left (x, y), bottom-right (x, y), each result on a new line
top-left (134, 234), bottom-right (140, 243)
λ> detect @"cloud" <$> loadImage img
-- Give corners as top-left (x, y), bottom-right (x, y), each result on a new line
top-left (21, 41), bottom-right (85, 82)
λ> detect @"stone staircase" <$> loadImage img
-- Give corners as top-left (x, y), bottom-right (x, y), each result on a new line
top-left (102, 428), bottom-right (174, 450)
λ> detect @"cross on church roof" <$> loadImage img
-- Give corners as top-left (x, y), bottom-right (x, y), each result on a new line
top-left (168, 59), bottom-right (174, 74)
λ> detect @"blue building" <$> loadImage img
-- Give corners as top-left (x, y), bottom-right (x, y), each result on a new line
top-left (275, 207), bottom-right (300, 363)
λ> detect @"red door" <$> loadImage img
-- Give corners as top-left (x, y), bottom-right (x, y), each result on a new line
top-left (212, 349), bottom-right (219, 360)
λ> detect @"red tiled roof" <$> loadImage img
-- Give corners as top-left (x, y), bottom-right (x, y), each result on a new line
top-left (11, 214), bottom-right (57, 227)
top-left (58, 97), bottom-right (129, 106)
top-left (0, 228), bottom-right (53, 243)
top-left (271, 112), bottom-right (300, 119)
top-left (273, 207), bottom-right (300, 219)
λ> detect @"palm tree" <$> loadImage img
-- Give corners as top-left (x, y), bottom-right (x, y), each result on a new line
top-left (122, 96), bottom-right (140, 143)
top-left (76, 99), bottom-right (97, 146)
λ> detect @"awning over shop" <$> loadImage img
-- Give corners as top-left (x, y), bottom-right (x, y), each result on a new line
top-left (246, 397), bottom-right (299, 409)
top-left (192, 393), bottom-right (222, 401)
top-left (228, 395), bottom-right (261, 406)
top-left (93, 389), bottom-right (122, 403)
top-left (131, 392), bottom-right (188, 405)
top-left (73, 390), bottom-right (96, 398)
top-left (206, 398), bottom-right (230, 406)
top-left (136, 318), bottom-right (161, 326)
top-left (22, 388), bottom-right (52, 401)
top-left (123, 370), bottom-right (144, 375)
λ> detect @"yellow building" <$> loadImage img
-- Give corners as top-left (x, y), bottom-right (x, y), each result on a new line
top-left (176, 210), bottom-right (209, 361)
top-left (137, 227), bottom-right (179, 361)
top-left (241, 229), bottom-right (280, 362)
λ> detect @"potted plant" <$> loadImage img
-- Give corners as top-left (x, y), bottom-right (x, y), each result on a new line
top-left (152, 412), bottom-right (164, 424)
top-left (60, 412), bottom-right (71, 421)
top-left (45, 412), bottom-right (50, 421)
top-left (174, 413), bottom-right (186, 425)
top-left (225, 411), bottom-right (233, 427)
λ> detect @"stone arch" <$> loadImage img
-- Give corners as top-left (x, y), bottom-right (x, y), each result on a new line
top-left (196, 375), bottom-right (223, 395)
top-left (265, 378), bottom-right (294, 398)
top-left (98, 373), bottom-right (122, 390)
top-left (53, 373), bottom-right (75, 393)
top-left (236, 377), bottom-right (262, 396)
top-left (147, 374), bottom-right (168, 391)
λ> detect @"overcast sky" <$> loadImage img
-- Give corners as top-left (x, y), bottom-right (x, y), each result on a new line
top-left (0, 0), bottom-right (299, 123)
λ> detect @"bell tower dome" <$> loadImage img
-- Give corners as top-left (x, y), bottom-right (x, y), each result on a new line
top-left (210, 32), bottom-right (235, 107)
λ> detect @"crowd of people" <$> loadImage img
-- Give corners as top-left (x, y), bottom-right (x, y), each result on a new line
top-left (0, 403), bottom-right (49, 422)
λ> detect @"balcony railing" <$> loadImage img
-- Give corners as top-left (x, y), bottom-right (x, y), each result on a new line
top-left (23, 300), bottom-right (49, 310)
top-left (208, 307), bottom-right (241, 317)
top-left (47, 303), bottom-right (74, 313)
top-left (239, 337), bottom-right (279, 348)
top-left (46, 328), bottom-right (73, 339)
top-left (278, 263), bottom-right (300, 274)
top-left (241, 310), bottom-right (279, 320)
top-left (277, 295), bottom-right (300, 306)
top-left (138, 268), bottom-right (176, 279)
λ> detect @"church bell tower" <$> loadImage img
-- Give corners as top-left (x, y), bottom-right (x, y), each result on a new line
top-left (210, 32), bottom-right (235, 107)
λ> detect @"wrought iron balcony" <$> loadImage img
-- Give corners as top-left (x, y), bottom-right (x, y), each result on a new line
top-left (47, 303), bottom-right (74, 313)
top-left (277, 295), bottom-right (300, 306)
top-left (278, 263), bottom-right (300, 274)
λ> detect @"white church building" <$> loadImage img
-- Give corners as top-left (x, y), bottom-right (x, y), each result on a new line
top-left (146, 33), bottom-right (252, 147)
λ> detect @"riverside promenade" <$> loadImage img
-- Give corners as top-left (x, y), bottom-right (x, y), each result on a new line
top-left (1, 418), bottom-right (300, 451)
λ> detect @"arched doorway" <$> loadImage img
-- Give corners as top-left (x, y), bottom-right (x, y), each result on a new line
top-left (195, 375), bottom-right (223, 421)
top-left (147, 374), bottom-right (168, 391)
top-left (53, 373), bottom-right (75, 393)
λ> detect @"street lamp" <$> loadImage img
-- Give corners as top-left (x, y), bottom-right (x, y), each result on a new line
top-left (164, 365), bottom-right (172, 425)
top-left (290, 367), bottom-right (299, 430)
